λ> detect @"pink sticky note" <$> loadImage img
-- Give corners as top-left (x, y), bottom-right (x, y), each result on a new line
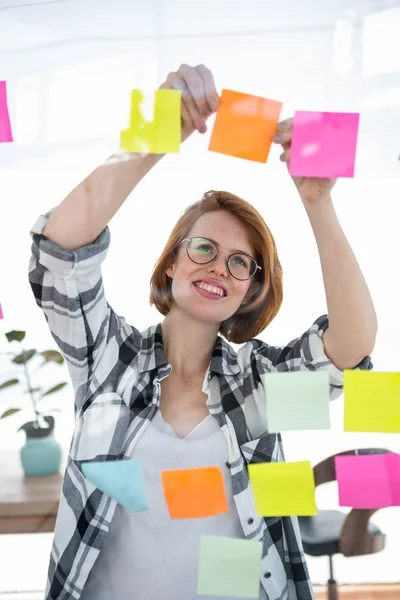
top-left (0, 303), bottom-right (3, 319)
top-left (335, 454), bottom-right (400, 509)
top-left (289, 111), bottom-right (359, 178)
top-left (0, 81), bottom-right (13, 143)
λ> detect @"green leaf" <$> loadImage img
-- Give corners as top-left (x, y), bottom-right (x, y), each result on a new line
top-left (24, 387), bottom-right (41, 394)
top-left (0, 408), bottom-right (21, 419)
top-left (12, 349), bottom-right (36, 365)
top-left (0, 378), bottom-right (19, 390)
top-left (5, 330), bottom-right (26, 343)
top-left (40, 382), bottom-right (68, 397)
top-left (39, 350), bottom-right (64, 365)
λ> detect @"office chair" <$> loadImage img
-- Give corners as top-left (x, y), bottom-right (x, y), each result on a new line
top-left (298, 448), bottom-right (394, 600)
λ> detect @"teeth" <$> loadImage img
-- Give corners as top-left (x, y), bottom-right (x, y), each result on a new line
top-left (195, 282), bottom-right (224, 296)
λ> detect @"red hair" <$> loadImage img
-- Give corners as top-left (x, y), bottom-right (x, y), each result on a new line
top-left (149, 190), bottom-right (283, 344)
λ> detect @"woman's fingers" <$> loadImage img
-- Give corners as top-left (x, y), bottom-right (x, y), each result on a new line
top-left (177, 64), bottom-right (209, 133)
top-left (180, 101), bottom-right (195, 136)
top-left (274, 131), bottom-right (292, 144)
top-left (159, 63), bottom-right (219, 139)
top-left (280, 148), bottom-right (291, 162)
top-left (179, 64), bottom-right (209, 116)
top-left (163, 72), bottom-right (202, 133)
top-left (194, 64), bottom-right (220, 113)
top-left (274, 118), bottom-right (293, 147)
top-left (277, 117), bottom-right (294, 131)
top-left (177, 64), bottom-right (220, 133)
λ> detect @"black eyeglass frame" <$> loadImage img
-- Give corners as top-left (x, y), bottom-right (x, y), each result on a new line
top-left (178, 237), bottom-right (262, 281)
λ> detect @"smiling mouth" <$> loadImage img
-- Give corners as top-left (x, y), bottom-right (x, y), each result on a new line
top-left (193, 281), bottom-right (227, 297)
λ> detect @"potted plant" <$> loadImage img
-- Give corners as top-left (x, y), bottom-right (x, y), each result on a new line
top-left (0, 330), bottom-right (68, 476)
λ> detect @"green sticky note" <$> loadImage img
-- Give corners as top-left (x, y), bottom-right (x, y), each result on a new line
top-left (197, 535), bottom-right (262, 598)
top-left (120, 89), bottom-right (181, 154)
top-left (262, 372), bottom-right (330, 432)
top-left (248, 461), bottom-right (317, 517)
top-left (344, 370), bottom-right (400, 433)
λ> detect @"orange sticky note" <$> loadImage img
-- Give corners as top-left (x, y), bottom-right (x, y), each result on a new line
top-left (209, 89), bottom-right (282, 163)
top-left (161, 466), bottom-right (229, 519)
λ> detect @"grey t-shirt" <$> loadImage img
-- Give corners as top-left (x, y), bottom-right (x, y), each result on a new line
top-left (82, 409), bottom-right (268, 599)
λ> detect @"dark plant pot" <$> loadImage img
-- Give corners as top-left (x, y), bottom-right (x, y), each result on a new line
top-left (19, 416), bottom-right (62, 476)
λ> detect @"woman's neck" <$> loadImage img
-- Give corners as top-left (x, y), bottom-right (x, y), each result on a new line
top-left (161, 311), bottom-right (219, 379)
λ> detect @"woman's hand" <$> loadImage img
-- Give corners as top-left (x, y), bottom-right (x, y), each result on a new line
top-left (159, 64), bottom-right (220, 143)
top-left (274, 117), bottom-right (337, 205)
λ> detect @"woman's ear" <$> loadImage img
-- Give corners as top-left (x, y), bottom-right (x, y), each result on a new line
top-left (165, 257), bottom-right (175, 279)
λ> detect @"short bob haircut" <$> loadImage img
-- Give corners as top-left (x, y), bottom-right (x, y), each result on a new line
top-left (149, 190), bottom-right (283, 344)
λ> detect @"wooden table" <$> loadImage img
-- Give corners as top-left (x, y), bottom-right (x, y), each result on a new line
top-left (0, 449), bottom-right (65, 534)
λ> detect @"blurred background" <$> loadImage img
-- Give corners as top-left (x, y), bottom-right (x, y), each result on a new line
top-left (0, 0), bottom-right (399, 596)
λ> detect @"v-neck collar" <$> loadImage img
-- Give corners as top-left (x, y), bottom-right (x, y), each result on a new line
top-left (153, 410), bottom-right (215, 440)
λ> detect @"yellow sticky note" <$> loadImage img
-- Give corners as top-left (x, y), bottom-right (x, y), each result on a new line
top-left (248, 461), bottom-right (317, 516)
top-left (120, 89), bottom-right (181, 154)
top-left (344, 370), bottom-right (400, 433)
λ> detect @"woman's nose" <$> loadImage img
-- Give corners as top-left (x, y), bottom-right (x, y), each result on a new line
top-left (206, 253), bottom-right (228, 276)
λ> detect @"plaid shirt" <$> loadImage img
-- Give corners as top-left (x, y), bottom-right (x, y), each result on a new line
top-left (29, 209), bottom-right (373, 600)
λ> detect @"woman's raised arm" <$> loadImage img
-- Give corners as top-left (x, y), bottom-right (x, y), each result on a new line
top-left (43, 63), bottom-right (219, 251)
top-left (43, 152), bottom-right (162, 251)
top-left (29, 64), bottom-right (219, 405)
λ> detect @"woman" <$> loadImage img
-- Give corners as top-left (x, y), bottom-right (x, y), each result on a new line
top-left (28, 64), bottom-right (377, 600)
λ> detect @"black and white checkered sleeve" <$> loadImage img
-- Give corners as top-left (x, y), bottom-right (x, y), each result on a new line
top-left (28, 209), bottom-right (131, 397)
top-left (251, 314), bottom-right (373, 400)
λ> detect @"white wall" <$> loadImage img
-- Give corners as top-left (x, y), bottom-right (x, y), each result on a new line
top-left (0, 0), bottom-right (399, 593)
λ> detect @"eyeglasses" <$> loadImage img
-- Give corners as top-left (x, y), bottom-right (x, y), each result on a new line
top-left (178, 237), bottom-right (262, 281)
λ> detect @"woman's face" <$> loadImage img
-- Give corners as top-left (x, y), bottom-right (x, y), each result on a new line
top-left (166, 211), bottom-right (256, 326)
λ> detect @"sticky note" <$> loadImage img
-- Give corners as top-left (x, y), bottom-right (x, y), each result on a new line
top-left (249, 461), bottom-right (317, 516)
top-left (120, 89), bottom-right (181, 154)
top-left (0, 81), bottom-right (13, 143)
top-left (197, 535), bottom-right (263, 598)
top-left (344, 371), bottom-right (400, 433)
top-left (208, 89), bottom-right (282, 163)
top-left (82, 459), bottom-right (147, 512)
top-left (289, 111), bottom-right (360, 178)
top-left (0, 303), bottom-right (3, 319)
top-left (161, 466), bottom-right (229, 519)
top-left (262, 372), bottom-right (330, 432)
top-left (335, 454), bottom-right (400, 508)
